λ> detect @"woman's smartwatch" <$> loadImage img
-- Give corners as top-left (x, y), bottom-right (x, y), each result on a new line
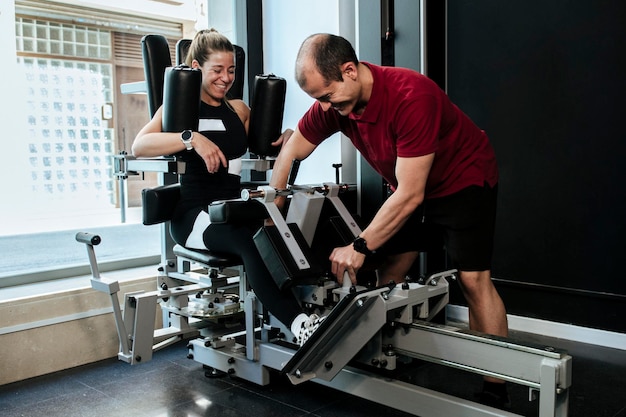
top-left (353, 236), bottom-right (375, 256)
top-left (180, 130), bottom-right (193, 150)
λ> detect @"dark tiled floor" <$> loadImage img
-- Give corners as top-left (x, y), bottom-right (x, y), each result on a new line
top-left (1, 329), bottom-right (625, 417)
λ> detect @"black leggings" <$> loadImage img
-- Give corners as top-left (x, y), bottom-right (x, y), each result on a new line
top-left (171, 207), bottom-right (302, 326)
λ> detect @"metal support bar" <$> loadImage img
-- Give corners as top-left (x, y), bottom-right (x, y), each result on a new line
top-left (245, 291), bottom-right (258, 361)
top-left (252, 186), bottom-right (311, 269)
top-left (317, 366), bottom-right (521, 417)
top-left (388, 321), bottom-right (571, 417)
top-left (323, 182), bottom-right (362, 238)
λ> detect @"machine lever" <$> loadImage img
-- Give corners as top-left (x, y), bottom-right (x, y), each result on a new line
top-left (75, 232), bottom-right (102, 279)
top-left (75, 232), bottom-right (130, 357)
top-left (287, 159), bottom-right (301, 186)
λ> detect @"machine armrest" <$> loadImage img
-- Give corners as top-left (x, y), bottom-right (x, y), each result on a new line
top-left (142, 183), bottom-right (180, 225)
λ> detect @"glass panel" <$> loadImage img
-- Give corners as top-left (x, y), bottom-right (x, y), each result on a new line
top-left (5, 16), bottom-right (160, 284)
top-left (49, 25), bottom-right (61, 41)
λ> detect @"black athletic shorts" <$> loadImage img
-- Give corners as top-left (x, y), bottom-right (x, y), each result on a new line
top-left (378, 183), bottom-right (498, 271)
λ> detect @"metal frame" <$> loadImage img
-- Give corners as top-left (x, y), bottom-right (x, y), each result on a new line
top-left (86, 182), bottom-right (572, 416)
top-left (187, 183), bottom-right (571, 417)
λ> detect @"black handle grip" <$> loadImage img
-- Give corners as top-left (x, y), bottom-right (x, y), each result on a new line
top-left (287, 159), bottom-right (301, 186)
top-left (75, 232), bottom-right (101, 246)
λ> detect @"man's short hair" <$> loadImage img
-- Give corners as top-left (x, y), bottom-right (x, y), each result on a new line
top-left (296, 34), bottom-right (359, 87)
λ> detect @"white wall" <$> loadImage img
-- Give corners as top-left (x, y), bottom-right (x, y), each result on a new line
top-left (262, 0), bottom-right (348, 185)
top-left (0, 1), bottom-right (30, 217)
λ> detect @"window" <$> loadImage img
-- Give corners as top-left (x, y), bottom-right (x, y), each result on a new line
top-left (17, 19), bottom-right (115, 207)
top-left (0, 2), bottom-right (185, 287)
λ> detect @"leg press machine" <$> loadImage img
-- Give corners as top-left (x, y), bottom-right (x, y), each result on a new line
top-left (79, 180), bottom-right (572, 417)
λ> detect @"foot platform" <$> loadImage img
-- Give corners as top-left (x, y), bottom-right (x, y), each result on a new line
top-left (283, 283), bottom-right (395, 384)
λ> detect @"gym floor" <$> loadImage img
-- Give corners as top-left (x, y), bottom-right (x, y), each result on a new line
top-left (1, 327), bottom-right (624, 417)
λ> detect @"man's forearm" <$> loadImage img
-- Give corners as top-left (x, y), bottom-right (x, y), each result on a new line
top-left (359, 190), bottom-right (423, 250)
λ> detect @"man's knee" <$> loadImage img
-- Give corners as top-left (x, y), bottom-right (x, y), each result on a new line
top-left (458, 270), bottom-right (494, 295)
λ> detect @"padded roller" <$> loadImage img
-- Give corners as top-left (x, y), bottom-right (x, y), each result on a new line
top-left (142, 183), bottom-right (181, 225)
top-left (208, 199), bottom-right (268, 224)
top-left (248, 74), bottom-right (286, 157)
top-left (253, 224), bottom-right (325, 291)
top-left (141, 34), bottom-right (172, 118)
top-left (162, 65), bottom-right (202, 133)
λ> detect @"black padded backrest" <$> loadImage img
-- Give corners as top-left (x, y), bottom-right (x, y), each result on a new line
top-left (227, 44), bottom-right (246, 100)
top-left (141, 34), bottom-right (172, 118)
top-left (175, 38), bottom-right (191, 65)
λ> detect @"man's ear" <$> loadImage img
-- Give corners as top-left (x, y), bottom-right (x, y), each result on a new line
top-left (342, 62), bottom-right (358, 80)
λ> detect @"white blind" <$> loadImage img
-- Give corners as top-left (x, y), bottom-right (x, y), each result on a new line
top-left (15, 0), bottom-right (183, 38)
top-left (113, 32), bottom-right (177, 68)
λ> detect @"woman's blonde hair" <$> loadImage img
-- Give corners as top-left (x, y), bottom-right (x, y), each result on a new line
top-left (184, 28), bottom-right (235, 67)
top-left (184, 28), bottom-right (236, 110)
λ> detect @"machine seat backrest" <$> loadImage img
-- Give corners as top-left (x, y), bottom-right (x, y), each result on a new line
top-left (141, 34), bottom-right (172, 118)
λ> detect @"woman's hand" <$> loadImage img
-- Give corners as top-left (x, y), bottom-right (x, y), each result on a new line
top-left (193, 132), bottom-right (227, 173)
top-left (271, 128), bottom-right (294, 148)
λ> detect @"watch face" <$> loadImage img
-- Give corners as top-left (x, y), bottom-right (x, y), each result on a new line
top-left (353, 237), bottom-right (368, 254)
top-left (182, 130), bottom-right (192, 141)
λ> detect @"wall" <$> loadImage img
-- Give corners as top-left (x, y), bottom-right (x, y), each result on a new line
top-left (445, 1), bottom-right (626, 333)
top-left (0, 273), bottom-right (159, 385)
top-left (261, 0), bottom-right (348, 185)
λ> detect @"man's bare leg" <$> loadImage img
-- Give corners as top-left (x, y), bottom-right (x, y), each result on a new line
top-left (458, 269), bottom-right (508, 384)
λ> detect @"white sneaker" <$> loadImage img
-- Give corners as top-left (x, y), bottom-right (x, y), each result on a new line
top-left (291, 313), bottom-right (326, 346)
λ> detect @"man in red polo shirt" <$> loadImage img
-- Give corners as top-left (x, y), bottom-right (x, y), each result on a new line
top-left (270, 33), bottom-right (510, 408)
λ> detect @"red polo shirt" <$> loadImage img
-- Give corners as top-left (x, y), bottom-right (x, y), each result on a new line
top-left (298, 62), bottom-right (498, 199)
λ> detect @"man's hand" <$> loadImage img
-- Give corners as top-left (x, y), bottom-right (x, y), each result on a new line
top-left (271, 128), bottom-right (294, 148)
top-left (329, 244), bottom-right (366, 286)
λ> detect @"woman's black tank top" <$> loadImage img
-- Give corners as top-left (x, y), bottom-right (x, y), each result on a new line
top-left (175, 100), bottom-right (247, 211)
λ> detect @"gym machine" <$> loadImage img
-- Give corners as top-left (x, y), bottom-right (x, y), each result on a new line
top-left (80, 177), bottom-right (571, 417)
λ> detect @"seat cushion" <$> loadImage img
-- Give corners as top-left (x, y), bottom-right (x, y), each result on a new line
top-left (173, 244), bottom-right (241, 268)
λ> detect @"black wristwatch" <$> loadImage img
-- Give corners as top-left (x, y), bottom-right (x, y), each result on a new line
top-left (353, 236), bottom-right (375, 256)
top-left (180, 129), bottom-right (193, 150)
